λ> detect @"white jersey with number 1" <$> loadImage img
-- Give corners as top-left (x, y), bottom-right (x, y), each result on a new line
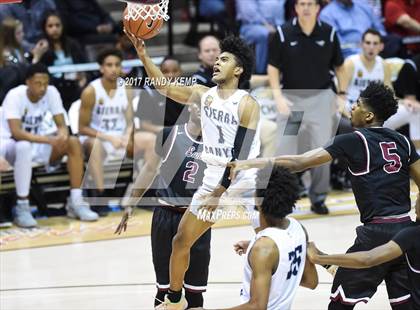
top-left (240, 218), bottom-right (307, 310)
top-left (200, 86), bottom-right (260, 165)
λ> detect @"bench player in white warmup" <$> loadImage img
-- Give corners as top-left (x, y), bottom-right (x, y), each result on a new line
top-left (341, 28), bottom-right (420, 146)
top-left (126, 32), bottom-right (260, 309)
top-left (227, 166), bottom-right (318, 310)
top-left (341, 29), bottom-right (392, 112)
top-left (79, 48), bottom-right (155, 213)
top-left (0, 64), bottom-right (98, 228)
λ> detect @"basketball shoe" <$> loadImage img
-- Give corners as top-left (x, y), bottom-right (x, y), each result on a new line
top-left (66, 198), bottom-right (99, 221)
top-left (155, 295), bottom-right (188, 310)
top-left (13, 200), bottom-right (37, 228)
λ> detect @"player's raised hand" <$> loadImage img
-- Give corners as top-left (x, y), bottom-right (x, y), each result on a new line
top-left (234, 240), bottom-right (250, 256)
top-left (123, 28), bottom-right (146, 57)
top-left (114, 206), bottom-right (133, 235)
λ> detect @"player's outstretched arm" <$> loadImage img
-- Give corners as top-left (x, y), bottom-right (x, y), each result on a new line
top-left (125, 30), bottom-right (208, 105)
top-left (307, 241), bottom-right (403, 269)
top-left (115, 148), bottom-right (161, 235)
top-left (228, 147), bottom-right (333, 179)
top-left (221, 238), bottom-right (275, 310)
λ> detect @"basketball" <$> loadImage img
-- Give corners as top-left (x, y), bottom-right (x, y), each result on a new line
top-left (123, 5), bottom-right (164, 40)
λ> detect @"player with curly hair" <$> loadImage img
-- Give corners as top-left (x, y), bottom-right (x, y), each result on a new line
top-left (124, 33), bottom-right (261, 309)
top-left (227, 166), bottom-right (318, 310)
top-left (230, 82), bottom-right (420, 310)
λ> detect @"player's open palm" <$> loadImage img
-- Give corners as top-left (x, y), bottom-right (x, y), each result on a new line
top-left (123, 29), bottom-right (146, 57)
top-left (115, 206), bottom-right (133, 235)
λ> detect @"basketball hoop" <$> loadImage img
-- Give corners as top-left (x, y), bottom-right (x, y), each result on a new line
top-left (122, 0), bottom-right (170, 22)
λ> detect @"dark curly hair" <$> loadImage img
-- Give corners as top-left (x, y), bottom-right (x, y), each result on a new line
top-left (96, 48), bottom-right (123, 65)
top-left (219, 35), bottom-right (254, 87)
top-left (359, 82), bottom-right (398, 123)
top-left (256, 166), bottom-right (299, 221)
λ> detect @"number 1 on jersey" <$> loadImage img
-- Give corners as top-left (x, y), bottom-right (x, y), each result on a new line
top-left (216, 125), bottom-right (225, 144)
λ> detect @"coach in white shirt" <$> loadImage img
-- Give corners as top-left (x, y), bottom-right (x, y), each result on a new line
top-left (0, 63), bottom-right (98, 228)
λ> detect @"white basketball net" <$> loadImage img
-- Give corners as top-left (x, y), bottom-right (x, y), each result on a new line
top-left (126, 0), bottom-right (170, 21)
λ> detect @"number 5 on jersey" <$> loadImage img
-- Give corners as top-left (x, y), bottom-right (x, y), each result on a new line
top-left (380, 142), bottom-right (402, 174)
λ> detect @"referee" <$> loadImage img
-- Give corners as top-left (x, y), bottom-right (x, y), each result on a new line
top-left (268, 0), bottom-right (346, 214)
top-left (115, 103), bottom-right (210, 309)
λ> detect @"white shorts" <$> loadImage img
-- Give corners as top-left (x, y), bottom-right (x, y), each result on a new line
top-left (79, 135), bottom-right (126, 161)
top-left (31, 142), bottom-right (53, 165)
top-left (0, 138), bottom-right (52, 165)
top-left (189, 165), bottom-right (260, 228)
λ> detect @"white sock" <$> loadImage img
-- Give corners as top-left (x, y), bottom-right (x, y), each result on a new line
top-left (70, 189), bottom-right (83, 203)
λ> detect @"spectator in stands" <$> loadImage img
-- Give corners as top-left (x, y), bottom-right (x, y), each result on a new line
top-left (1, 17), bottom-right (47, 104)
top-left (137, 56), bottom-right (190, 134)
top-left (198, 0), bottom-right (229, 37)
top-left (0, 21), bottom-right (22, 103)
top-left (192, 35), bottom-right (220, 88)
top-left (366, 0), bottom-right (383, 19)
top-left (320, 0), bottom-right (386, 58)
top-left (385, 54), bottom-right (420, 153)
top-left (236, 0), bottom-right (286, 74)
top-left (2, 17), bottom-right (48, 66)
top-left (384, 0), bottom-right (420, 54)
top-left (56, 0), bottom-right (117, 44)
top-left (78, 48), bottom-right (155, 215)
top-left (0, 0), bottom-right (56, 46)
top-left (0, 63), bottom-right (98, 228)
top-left (268, 0), bottom-right (346, 215)
top-left (40, 12), bottom-right (87, 111)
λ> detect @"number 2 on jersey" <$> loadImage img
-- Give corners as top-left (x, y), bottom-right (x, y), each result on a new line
top-left (183, 161), bottom-right (199, 183)
top-left (379, 142), bottom-right (402, 174)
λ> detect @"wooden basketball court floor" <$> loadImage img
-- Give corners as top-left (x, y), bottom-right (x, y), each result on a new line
top-left (1, 193), bottom-right (417, 309)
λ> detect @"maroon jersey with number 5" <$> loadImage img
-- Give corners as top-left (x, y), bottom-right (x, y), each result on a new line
top-left (324, 127), bottom-right (420, 223)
